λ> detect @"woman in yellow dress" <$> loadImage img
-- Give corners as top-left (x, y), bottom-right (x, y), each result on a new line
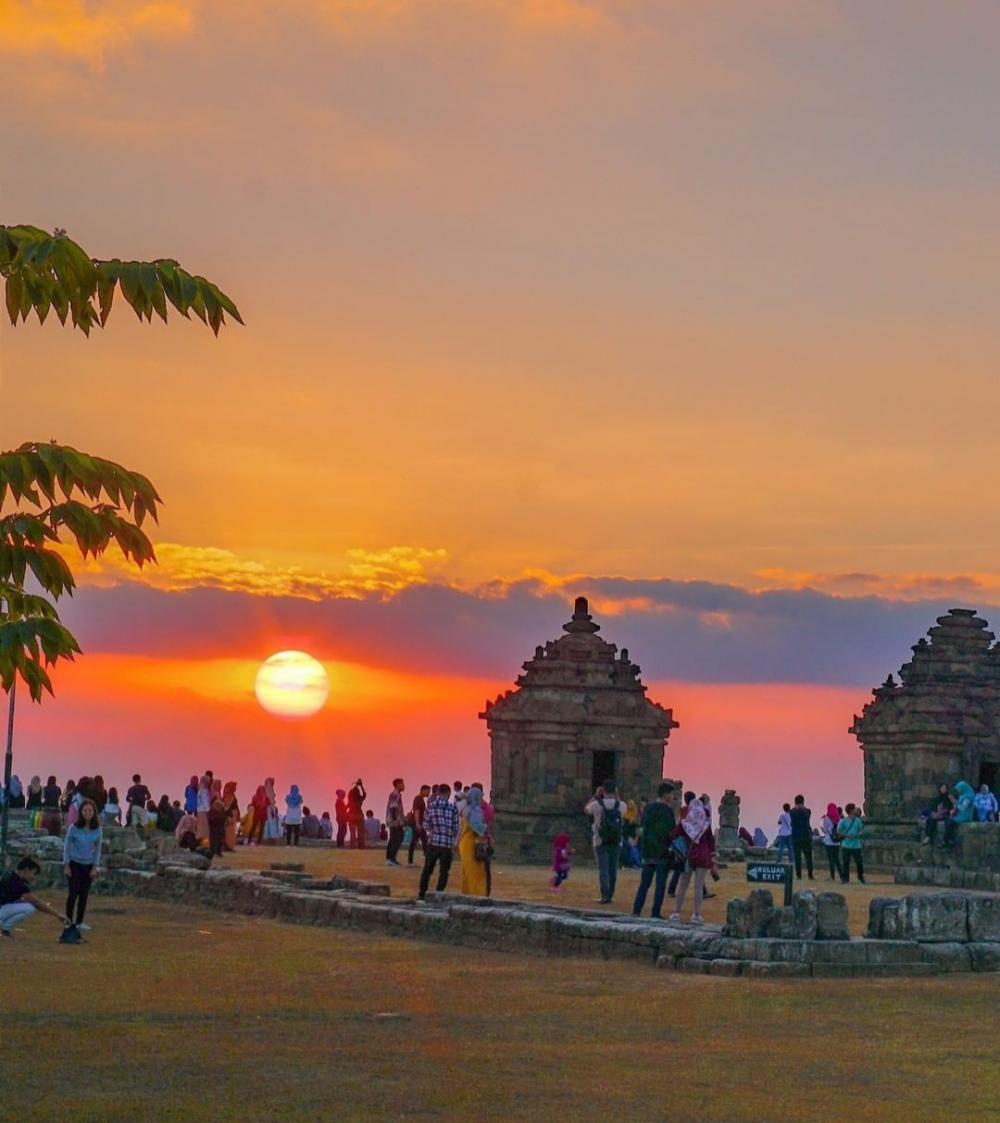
top-left (458, 786), bottom-right (489, 896)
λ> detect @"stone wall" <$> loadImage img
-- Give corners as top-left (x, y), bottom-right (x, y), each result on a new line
top-left (43, 859), bottom-right (999, 978)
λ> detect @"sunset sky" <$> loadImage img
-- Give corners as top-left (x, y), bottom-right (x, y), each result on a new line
top-left (3, 1), bottom-right (1000, 830)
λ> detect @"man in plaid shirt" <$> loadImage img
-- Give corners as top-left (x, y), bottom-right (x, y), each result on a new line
top-left (417, 783), bottom-right (461, 901)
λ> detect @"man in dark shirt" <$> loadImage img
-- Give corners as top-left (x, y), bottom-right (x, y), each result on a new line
top-left (300, 807), bottom-right (322, 840)
top-left (125, 773), bottom-right (152, 828)
top-left (790, 794), bottom-right (814, 879)
top-left (407, 784), bottom-right (431, 865)
top-left (0, 857), bottom-right (69, 936)
top-left (632, 782), bottom-right (677, 919)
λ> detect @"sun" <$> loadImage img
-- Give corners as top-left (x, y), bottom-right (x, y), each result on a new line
top-left (254, 650), bottom-right (329, 718)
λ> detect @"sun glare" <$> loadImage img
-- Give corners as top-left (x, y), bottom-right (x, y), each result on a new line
top-left (254, 650), bottom-right (329, 718)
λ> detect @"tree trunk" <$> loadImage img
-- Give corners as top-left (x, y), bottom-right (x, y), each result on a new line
top-left (0, 681), bottom-right (15, 862)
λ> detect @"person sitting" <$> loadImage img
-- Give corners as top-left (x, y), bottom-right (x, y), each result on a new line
top-left (300, 807), bottom-right (322, 840)
top-left (364, 809), bottom-right (382, 845)
top-left (943, 781), bottom-right (975, 846)
top-left (102, 788), bottom-right (122, 827)
top-left (319, 812), bottom-right (333, 840)
top-left (974, 784), bottom-right (998, 823)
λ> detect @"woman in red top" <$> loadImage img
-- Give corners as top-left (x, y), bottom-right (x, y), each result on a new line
top-left (670, 791), bottom-right (713, 925)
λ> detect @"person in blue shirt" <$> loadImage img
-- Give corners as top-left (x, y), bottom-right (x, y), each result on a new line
top-left (63, 798), bottom-right (102, 929)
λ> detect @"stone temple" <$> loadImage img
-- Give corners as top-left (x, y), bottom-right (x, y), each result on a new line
top-left (851, 608), bottom-right (1000, 828)
top-left (481, 596), bottom-right (678, 863)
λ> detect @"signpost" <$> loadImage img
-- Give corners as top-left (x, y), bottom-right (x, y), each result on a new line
top-left (746, 861), bottom-right (793, 906)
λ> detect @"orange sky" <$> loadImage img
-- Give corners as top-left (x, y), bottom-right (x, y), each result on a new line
top-left (2, 1), bottom-right (999, 826)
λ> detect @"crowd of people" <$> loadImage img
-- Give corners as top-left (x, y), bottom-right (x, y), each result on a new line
top-left (1, 766), bottom-right (996, 940)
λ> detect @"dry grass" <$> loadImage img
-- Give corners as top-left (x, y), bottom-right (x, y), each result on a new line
top-left (224, 842), bottom-right (901, 936)
top-left (2, 897), bottom-right (998, 1123)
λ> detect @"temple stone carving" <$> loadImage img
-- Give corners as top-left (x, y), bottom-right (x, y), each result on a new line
top-left (717, 789), bottom-right (742, 849)
top-left (482, 596), bottom-right (679, 863)
top-left (851, 608), bottom-right (1000, 828)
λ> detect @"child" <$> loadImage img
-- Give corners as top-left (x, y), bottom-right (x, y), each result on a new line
top-left (551, 833), bottom-right (572, 890)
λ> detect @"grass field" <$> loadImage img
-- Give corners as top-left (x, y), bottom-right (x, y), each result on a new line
top-left (3, 896), bottom-right (998, 1123)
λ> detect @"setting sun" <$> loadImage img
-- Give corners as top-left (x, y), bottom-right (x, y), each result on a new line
top-left (254, 651), bottom-right (329, 718)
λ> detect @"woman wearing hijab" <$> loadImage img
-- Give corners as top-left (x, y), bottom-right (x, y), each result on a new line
top-left (752, 827), bottom-right (768, 848)
top-left (174, 809), bottom-right (198, 845)
top-left (670, 791), bottom-right (712, 924)
top-left (183, 776), bottom-right (199, 816)
top-left (223, 782), bottom-right (239, 850)
top-left (156, 794), bottom-right (174, 831)
top-left (247, 785), bottom-right (268, 845)
top-left (25, 776), bottom-right (43, 811)
top-left (263, 777), bottom-right (282, 843)
top-left (41, 776), bottom-right (62, 836)
top-left (207, 782), bottom-right (228, 857)
top-left (284, 784), bottom-right (304, 847)
top-left (820, 803), bottom-right (842, 880)
top-left (621, 800), bottom-right (642, 869)
top-left (458, 785), bottom-right (489, 896)
top-left (6, 776), bottom-right (24, 809)
top-left (195, 776), bottom-right (212, 842)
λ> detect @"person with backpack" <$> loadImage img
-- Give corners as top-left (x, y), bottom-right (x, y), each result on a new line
top-left (631, 782), bottom-right (676, 919)
top-left (585, 781), bottom-right (627, 904)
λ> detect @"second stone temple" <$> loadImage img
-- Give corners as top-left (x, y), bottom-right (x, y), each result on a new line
top-left (481, 596), bottom-right (679, 862)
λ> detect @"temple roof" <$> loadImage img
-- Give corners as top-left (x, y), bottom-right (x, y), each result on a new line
top-left (480, 596), bottom-right (678, 731)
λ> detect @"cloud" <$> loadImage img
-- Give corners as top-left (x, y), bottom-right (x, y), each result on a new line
top-left (64, 542), bottom-right (449, 600)
top-left (754, 567), bottom-right (1000, 603)
top-left (50, 563), bottom-right (993, 688)
top-left (0, 0), bottom-right (194, 63)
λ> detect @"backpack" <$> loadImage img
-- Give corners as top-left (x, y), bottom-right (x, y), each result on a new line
top-left (598, 802), bottom-right (623, 846)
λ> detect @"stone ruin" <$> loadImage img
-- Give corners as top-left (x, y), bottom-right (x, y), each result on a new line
top-left (482, 596), bottom-right (678, 863)
top-left (851, 609), bottom-right (1000, 856)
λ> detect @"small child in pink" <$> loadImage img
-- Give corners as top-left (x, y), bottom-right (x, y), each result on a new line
top-left (551, 833), bottom-right (572, 890)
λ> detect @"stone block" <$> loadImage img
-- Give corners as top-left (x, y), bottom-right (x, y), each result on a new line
top-left (655, 954), bottom-right (678, 970)
top-left (675, 956), bottom-right (711, 973)
top-left (270, 862), bottom-right (305, 872)
top-left (803, 941), bottom-right (869, 965)
top-left (968, 942), bottom-right (1000, 972)
top-left (898, 892), bottom-right (969, 942)
top-left (815, 892), bottom-right (849, 940)
top-left (867, 897), bottom-right (902, 939)
top-left (918, 942), bottom-right (973, 973)
top-left (791, 891), bottom-right (818, 940)
top-left (158, 853), bottom-right (211, 872)
top-left (744, 961), bottom-right (811, 978)
top-left (708, 958), bottom-right (743, 976)
top-left (966, 895), bottom-right (1000, 942)
top-left (723, 898), bottom-right (749, 938)
top-left (811, 963), bottom-right (938, 978)
top-left (764, 907), bottom-right (798, 939)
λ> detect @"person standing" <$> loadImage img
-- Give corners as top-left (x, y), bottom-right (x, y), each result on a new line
top-left (820, 803), bottom-right (842, 880)
top-left (407, 784), bottom-right (431, 865)
top-left (670, 791), bottom-right (712, 924)
top-left (247, 785), bottom-right (268, 845)
top-left (223, 782), bottom-right (239, 850)
top-left (334, 789), bottom-right (348, 848)
top-left (196, 775), bottom-right (212, 841)
top-left (183, 776), bottom-right (199, 817)
top-left (789, 795), bottom-right (814, 880)
top-left (458, 786), bottom-right (489, 896)
top-left (40, 776), bottom-right (62, 837)
top-left (347, 780), bottom-right (366, 849)
top-left (417, 783), bottom-right (460, 901)
top-left (384, 778), bottom-right (406, 866)
top-left (475, 782), bottom-right (495, 897)
top-left (208, 785), bottom-right (228, 856)
top-left (284, 784), bottom-right (304, 847)
top-left (632, 782), bottom-right (677, 919)
top-left (838, 803), bottom-right (865, 883)
top-left (125, 773), bottom-right (151, 828)
top-left (25, 776), bottom-right (42, 812)
top-left (775, 803), bottom-right (794, 865)
top-left (584, 782), bottom-right (627, 905)
top-left (64, 798), bottom-right (102, 930)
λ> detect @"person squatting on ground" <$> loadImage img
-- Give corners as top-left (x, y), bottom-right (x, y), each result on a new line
top-left (63, 798), bottom-right (102, 929)
top-left (418, 783), bottom-right (460, 901)
top-left (0, 857), bottom-right (70, 938)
